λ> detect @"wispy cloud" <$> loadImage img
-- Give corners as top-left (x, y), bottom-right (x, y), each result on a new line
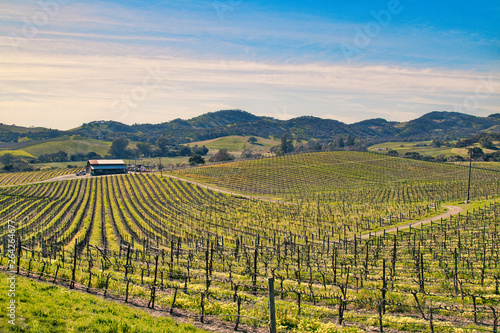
top-left (1, 49), bottom-right (498, 129)
top-left (0, 0), bottom-right (498, 129)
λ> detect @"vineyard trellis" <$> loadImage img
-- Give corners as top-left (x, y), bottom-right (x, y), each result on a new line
top-left (0, 152), bottom-right (499, 332)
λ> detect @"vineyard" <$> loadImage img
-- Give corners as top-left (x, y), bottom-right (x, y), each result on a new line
top-left (0, 168), bottom-right (81, 186)
top-left (170, 152), bottom-right (500, 203)
top-left (1, 152), bottom-right (500, 332)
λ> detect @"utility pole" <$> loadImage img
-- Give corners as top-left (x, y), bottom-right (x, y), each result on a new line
top-left (466, 148), bottom-right (472, 204)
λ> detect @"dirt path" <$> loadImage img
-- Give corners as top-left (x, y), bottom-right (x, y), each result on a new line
top-left (357, 205), bottom-right (463, 239)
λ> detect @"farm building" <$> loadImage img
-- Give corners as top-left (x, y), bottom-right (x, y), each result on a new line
top-left (86, 159), bottom-right (127, 176)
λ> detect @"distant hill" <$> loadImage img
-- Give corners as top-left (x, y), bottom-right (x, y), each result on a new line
top-left (395, 111), bottom-right (498, 138)
top-left (0, 136), bottom-right (111, 158)
top-left (2, 110), bottom-right (500, 147)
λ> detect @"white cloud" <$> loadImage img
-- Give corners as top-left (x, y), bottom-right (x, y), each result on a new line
top-left (0, 48), bottom-right (499, 129)
top-left (1, 1), bottom-right (499, 129)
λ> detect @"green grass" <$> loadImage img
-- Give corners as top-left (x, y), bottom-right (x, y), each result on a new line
top-left (22, 136), bottom-right (111, 157)
top-left (368, 140), bottom-right (499, 158)
top-left (0, 271), bottom-right (206, 333)
top-left (187, 135), bottom-right (279, 152)
top-left (0, 150), bottom-right (35, 158)
top-left (368, 141), bottom-right (460, 157)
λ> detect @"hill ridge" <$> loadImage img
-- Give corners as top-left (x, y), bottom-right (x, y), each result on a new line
top-left (1, 110), bottom-right (499, 144)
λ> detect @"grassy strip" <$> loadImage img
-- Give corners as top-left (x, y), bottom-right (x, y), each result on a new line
top-left (0, 271), bottom-right (205, 333)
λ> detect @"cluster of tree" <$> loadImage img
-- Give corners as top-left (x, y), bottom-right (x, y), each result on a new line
top-left (272, 134), bottom-right (360, 155)
top-left (69, 152), bottom-right (102, 161)
top-left (0, 154), bottom-right (33, 172)
top-left (0, 129), bottom-right (62, 143)
top-left (386, 146), bottom-right (492, 162)
top-left (455, 133), bottom-right (500, 149)
top-left (3, 111), bottom-right (499, 147)
top-left (209, 149), bottom-right (234, 163)
top-left (110, 137), bottom-right (209, 159)
top-left (34, 151), bottom-right (103, 163)
top-left (241, 150), bottom-right (261, 159)
top-left (37, 151), bottom-right (69, 163)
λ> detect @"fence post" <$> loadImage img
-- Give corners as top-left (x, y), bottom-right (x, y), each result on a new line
top-left (268, 278), bottom-right (277, 333)
top-left (71, 240), bottom-right (77, 289)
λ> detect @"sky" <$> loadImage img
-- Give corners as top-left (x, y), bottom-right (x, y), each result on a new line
top-left (0, 0), bottom-right (499, 130)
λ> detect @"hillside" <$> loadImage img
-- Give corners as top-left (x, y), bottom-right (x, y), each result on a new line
top-left (170, 151), bottom-right (500, 201)
top-left (186, 135), bottom-right (279, 153)
top-left (0, 136), bottom-right (111, 158)
top-left (2, 111), bottom-right (500, 157)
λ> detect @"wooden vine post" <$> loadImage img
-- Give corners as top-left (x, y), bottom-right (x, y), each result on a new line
top-left (268, 277), bottom-right (277, 333)
top-left (70, 240), bottom-right (77, 289)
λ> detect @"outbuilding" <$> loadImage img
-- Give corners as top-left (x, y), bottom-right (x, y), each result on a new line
top-left (86, 159), bottom-right (127, 176)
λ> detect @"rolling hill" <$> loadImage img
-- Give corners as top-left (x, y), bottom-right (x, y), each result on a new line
top-left (2, 110), bottom-right (500, 158)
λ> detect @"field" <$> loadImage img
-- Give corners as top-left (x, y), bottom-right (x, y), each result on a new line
top-left (22, 136), bottom-right (112, 158)
top-left (368, 141), bottom-right (500, 158)
top-left (0, 150), bottom-right (36, 158)
top-left (0, 151), bottom-right (499, 332)
top-left (0, 136), bottom-right (112, 158)
top-left (171, 152), bottom-right (500, 202)
top-left (0, 271), bottom-right (205, 333)
top-left (0, 168), bottom-right (82, 186)
top-left (187, 136), bottom-right (280, 154)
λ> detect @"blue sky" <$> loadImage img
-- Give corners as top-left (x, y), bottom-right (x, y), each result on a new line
top-left (0, 0), bottom-right (499, 129)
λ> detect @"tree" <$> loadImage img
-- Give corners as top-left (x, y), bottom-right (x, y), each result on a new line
top-left (189, 154), bottom-right (205, 165)
top-left (345, 135), bottom-right (355, 146)
top-left (2, 164), bottom-right (13, 172)
top-left (280, 134), bottom-right (294, 154)
top-left (431, 139), bottom-right (442, 148)
top-left (156, 137), bottom-right (169, 156)
top-left (469, 147), bottom-right (484, 160)
top-left (387, 150), bottom-right (399, 157)
top-left (178, 146), bottom-right (192, 156)
top-left (126, 147), bottom-right (139, 158)
top-left (337, 135), bottom-right (345, 148)
top-left (0, 153), bottom-right (15, 164)
top-left (479, 137), bottom-right (495, 149)
top-left (86, 152), bottom-right (102, 160)
top-left (137, 142), bottom-right (153, 157)
top-left (247, 137), bottom-right (258, 144)
top-left (209, 149), bottom-right (234, 162)
top-left (192, 145), bottom-right (209, 156)
top-left (241, 150), bottom-right (253, 159)
top-left (109, 138), bottom-right (129, 158)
